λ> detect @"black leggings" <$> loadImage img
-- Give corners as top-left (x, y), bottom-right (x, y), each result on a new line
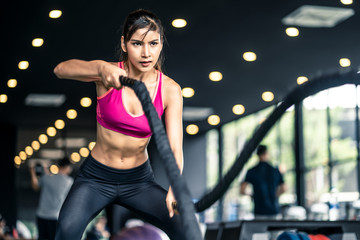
top-left (55, 154), bottom-right (185, 240)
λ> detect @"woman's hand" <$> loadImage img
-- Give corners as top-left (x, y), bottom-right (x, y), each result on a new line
top-left (98, 62), bottom-right (127, 89)
top-left (166, 187), bottom-right (177, 218)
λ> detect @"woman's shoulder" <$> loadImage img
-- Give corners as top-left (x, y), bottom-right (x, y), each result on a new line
top-left (161, 73), bottom-right (181, 94)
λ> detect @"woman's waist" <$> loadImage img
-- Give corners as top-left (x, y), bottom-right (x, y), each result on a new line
top-left (77, 153), bottom-right (154, 183)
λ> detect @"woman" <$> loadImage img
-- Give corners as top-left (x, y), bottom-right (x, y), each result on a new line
top-left (53, 9), bottom-right (185, 240)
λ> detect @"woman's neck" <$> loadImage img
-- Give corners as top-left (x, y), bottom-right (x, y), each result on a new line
top-left (124, 61), bottom-right (157, 83)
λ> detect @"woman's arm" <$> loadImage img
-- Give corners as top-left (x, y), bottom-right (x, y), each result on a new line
top-left (164, 78), bottom-right (184, 174)
top-left (53, 59), bottom-right (126, 89)
top-left (163, 77), bottom-right (184, 218)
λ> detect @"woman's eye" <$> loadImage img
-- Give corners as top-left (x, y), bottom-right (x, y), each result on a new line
top-left (133, 42), bottom-right (141, 46)
top-left (150, 42), bottom-right (158, 46)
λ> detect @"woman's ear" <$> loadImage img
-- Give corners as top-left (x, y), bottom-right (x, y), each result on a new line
top-left (121, 36), bottom-right (127, 52)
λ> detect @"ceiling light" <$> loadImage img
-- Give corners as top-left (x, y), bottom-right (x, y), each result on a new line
top-left (32, 140), bottom-right (40, 151)
top-left (88, 142), bottom-right (96, 151)
top-left (47, 127), bottom-right (57, 137)
top-left (243, 52), bottom-right (257, 62)
top-left (297, 76), bottom-right (309, 85)
top-left (182, 87), bottom-right (195, 98)
top-left (39, 149), bottom-right (64, 159)
top-left (25, 94), bottom-right (66, 107)
top-left (80, 97), bottom-right (92, 107)
top-left (233, 104), bottom-right (245, 115)
top-left (39, 134), bottom-right (48, 144)
top-left (7, 79), bottom-right (17, 88)
top-left (262, 91), bottom-right (274, 102)
top-left (71, 152), bottom-right (81, 163)
top-left (0, 94), bottom-right (8, 103)
top-left (340, 0), bottom-right (353, 5)
top-left (49, 10), bottom-right (62, 19)
top-left (172, 19), bottom-right (187, 28)
top-left (18, 61), bottom-right (29, 70)
top-left (79, 147), bottom-right (90, 157)
top-left (339, 58), bottom-right (351, 67)
top-left (183, 106), bottom-right (214, 121)
top-left (286, 27), bottom-right (299, 37)
top-left (32, 38), bottom-right (44, 47)
top-left (25, 146), bottom-right (33, 156)
top-left (209, 71), bottom-right (223, 81)
top-left (66, 109), bottom-right (77, 119)
top-left (282, 5), bottom-right (354, 28)
top-left (207, 115), bottom-right (220, 126)
top-left (14, 156), bottom-right (21, 165)
top-left (186, 124), bottom-right (199, 135)
top-left (55, 119), bottom-right (65, 129)
top-left (19, 151), bottom-right (27, 161)
top-left (50, 165), bottom-right (59, 174)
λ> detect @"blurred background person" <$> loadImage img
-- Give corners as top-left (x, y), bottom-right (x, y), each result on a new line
top-left (29, 158), bottom-right (73, 240)
top-left (240, 145), bottom-right (286, 219)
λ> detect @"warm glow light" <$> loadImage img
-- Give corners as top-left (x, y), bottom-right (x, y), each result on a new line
top-left (262, 91), bottom-right (274, 102)
top-left (339, 58), bottom-right (351, 67)
top-left (19, 151), bottom-right (27, 161)
top-left (32, 38), bottom-right (44, 47)
top-left (50, 165), bottom-right (59, 174)
top-left (14, 156), bottom-right (21, 165)
top-left (88, 142), bottom-right (96, 150)
top-left (80, 97), bottom-right (92, 107)
top-left (297, 76), bottom-right (309, 85)
top-left (172, 19), bottom-right (187, 28)
top-left (71, 152), bottom-right (81, 162)
top-left (25, 146), bottom-right (34, 156)
top-left (0, 94), bottom-right (8, 103)
top-left (49, 10), bottom-right (62, 19)
top-left (32, 140), bottom-right (40, 151)
top-left (209, 71), bottom-right (223, 82)
top-left (66, 109), bottom-right (77, 119)
top-left (79, 147), bottom-right (90, 157)
top-left (18, 61), bottom-right (29, 70)
top-left (47, 127), bottom-right (57, 137)
top-left (181, 87), bottom-right (195, 98)
top-left (39, 134), bottom-right (48, 144)
top-left (207, 115), bottom-right (221, 126)
top-left (54, 119), bottom-right (65, 129)
top-left (285, 27), bottom-right (299, 37)
top-left (7, 79), bottom-right (17, 88)
top-left (186, 124), bottom-right (199, 135)
top-left (232, 104), bottom-right (245, 115)
top-left (243, 52), bottom-right (257, 62)
top-left (341, 0), bottom-right (353, 5)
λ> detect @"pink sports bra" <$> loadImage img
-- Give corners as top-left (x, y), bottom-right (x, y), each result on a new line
top-left (96, 61), bottom-right (164, 138)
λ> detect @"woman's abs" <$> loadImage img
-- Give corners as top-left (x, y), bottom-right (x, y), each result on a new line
top-left (91, 123), bottom-right (150, 169)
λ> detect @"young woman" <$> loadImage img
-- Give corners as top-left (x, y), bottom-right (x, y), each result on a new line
top-left (53, 9), bottom-right (185, 240)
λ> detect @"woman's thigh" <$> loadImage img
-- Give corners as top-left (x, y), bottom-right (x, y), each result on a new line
top-left (116, 181), bottom-right (186, 240)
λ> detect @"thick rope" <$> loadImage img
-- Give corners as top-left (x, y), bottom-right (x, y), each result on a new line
top-left (194, 69), bottom-right (360, 212)
top-left (119, 76), bottom-right (203, 240)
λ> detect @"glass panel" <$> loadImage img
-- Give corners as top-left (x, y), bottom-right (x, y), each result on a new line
top-left (305, 166), bottom-right (330, 207)
top-left (332, 161), bottom-right (357, 192)
top-left (329, 85), bottom-right (357, 163)
top-left (303, 90), bottom-right (328, 168)
top-left (206, 129), bottom-right (219, 189)
top-left (279, 171), bottom-right (296, 205)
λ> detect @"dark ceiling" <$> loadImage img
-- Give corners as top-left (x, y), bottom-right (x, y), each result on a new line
top-left (1, 0), bottom-right (359, 134)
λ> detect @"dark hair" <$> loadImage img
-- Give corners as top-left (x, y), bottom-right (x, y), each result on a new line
top-left (256, 145), bottom-right (267, 156)
top-left (58, 157), bottom-right (71, 168)
top-left (116, 9), bottom-right (165, 72)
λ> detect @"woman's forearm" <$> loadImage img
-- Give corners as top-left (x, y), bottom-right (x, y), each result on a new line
top-left (53, 59), bottom-right (106, 82)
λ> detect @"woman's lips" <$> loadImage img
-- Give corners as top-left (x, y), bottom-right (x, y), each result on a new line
top-left (140, 61), bottom-right (152, 67)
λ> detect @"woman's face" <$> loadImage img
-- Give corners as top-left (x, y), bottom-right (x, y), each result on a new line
top-left (122, 28), bottom-right (163, 72)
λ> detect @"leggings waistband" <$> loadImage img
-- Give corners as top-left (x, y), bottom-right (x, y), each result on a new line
top-left (77, 154), bottom-right (154, 183)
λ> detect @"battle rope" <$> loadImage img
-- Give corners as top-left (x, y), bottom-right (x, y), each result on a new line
top-left (119, 76), bottom-right (203, 240)
top-left (194, 69), bottom-right (360, 212)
